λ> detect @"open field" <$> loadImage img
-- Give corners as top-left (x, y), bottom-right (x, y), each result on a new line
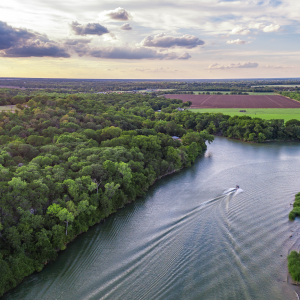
top-left (0, 105), bottom-right (16, 111)
top-left (164, 94), bottom-right (300, 108)
top-left (190, 108), bottom-right (300, 122)
top-left (252, 85), bottom-right (300, 87)
top-left (187, 91), bottom-right (276, 95)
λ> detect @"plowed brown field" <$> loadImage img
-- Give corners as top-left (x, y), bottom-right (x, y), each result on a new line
top-left (164, 94), bottom-right (300, 108)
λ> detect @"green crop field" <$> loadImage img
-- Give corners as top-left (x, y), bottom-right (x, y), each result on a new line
top-left (191, 108), bottom-right (300, 122)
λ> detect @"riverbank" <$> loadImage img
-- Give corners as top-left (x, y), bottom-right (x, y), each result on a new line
top-left (1, 144), bottom-right (207, 297)
top-left (3, 136), bottom-right (299, 300)
top-left (287, 192), bottom-right (300, 293)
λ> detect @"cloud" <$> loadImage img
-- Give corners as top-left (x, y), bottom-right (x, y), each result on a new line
top-left (0, 21), bottom-right (69, 58)
top-left (226, 39), bottom-right (249, 44)
top-left (70, 21), bottom-right (109, 36)
top-left (0, 21), bottom-right (35, 50)
top-left (120, 23), bottom-right (132, 31)
top-left (251, 23), bottom-right (265, 30)
top-left (178, 52), bottom-right (191, 59)
top-left (207, 62), bottom-right (258, 69)
top-left (135, 67), bottom-right (178, 72)
top-left (64, 39), bottom-right (92, 46)
top-left (2, 44), bottom-right (70, 58)
top-left (104, 7), bottom-right (131, 21)
top-left (250, 23), bottom-right (280, 32)
top-left (140, 33), bottom-right (204, 49)
top-left (74, 45), bottom-right (191, 60)
top-left (64, 39), bottom-right (92, 57)
top-left (230, 26), bottom-right (251, 35)
top-left (263, 65), bottom-right (293, 68)
top-left (263, 24), bottom-right (280, 32)
top-left (81, 46), bottom-right (178, 60)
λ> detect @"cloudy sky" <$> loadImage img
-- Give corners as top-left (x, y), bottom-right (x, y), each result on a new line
top-left (0, 0), bottom-right (300, 79)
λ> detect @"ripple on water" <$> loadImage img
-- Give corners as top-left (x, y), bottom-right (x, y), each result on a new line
top-left (3, 137), bottom-right (300, 300)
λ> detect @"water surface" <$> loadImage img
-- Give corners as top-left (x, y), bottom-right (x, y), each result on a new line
top-left (3, 137), bottom-right (300, 300)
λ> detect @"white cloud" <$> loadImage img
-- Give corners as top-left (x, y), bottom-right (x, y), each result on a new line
top-left (207, 62), bottom-right (258, 69)
top-left (263, 24), bottom-right (280, 32)
top-left (251, 23), bottom-right (265, 30)
top-left (226, 39), bottom-right (249, 44)
top-left (230, 26), bottom-right (251, 35)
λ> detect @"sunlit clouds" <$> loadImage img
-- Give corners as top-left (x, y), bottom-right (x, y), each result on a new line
top-left (0, 0), bottom-right (299, 78)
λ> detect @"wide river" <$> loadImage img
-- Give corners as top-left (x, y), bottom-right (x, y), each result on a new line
top-left (3, 137), bottom-right (300, 300)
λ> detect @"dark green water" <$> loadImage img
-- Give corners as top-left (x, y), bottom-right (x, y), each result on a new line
top-left (3, 137), bottom-right (300, 300)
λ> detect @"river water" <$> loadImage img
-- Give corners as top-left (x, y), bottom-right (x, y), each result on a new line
top-left (3, 137), bottom-right (300, 300)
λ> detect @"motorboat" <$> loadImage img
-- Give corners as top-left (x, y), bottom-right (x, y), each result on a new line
top-left (235, 185), bottom-right (240, 190)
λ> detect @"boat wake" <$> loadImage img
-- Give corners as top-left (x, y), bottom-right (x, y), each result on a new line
top-left (223, 187), bottom-right (244, 195)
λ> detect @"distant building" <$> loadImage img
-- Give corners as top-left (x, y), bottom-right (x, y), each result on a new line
top-left (172, 136), bottom-right (180, 140)
top-left (177, 107), bottom-right (184, 111)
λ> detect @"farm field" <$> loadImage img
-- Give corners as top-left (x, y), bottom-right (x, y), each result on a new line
top-left (187, 91), bottom-right (276, 95)
top-left (190, 108), bottom-right (300, 122)
top-left (251, 84), bottom-right (300, 87)
top-left (164, 94), bottom-right (300, 108)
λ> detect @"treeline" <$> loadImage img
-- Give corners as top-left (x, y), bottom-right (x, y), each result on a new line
top-left (170, 111), bottom-right (300, 142)
top-left (280, 91), bottom-right (300, 101)
top-left (0, 92), bottom-right (213, 296)
top-left (2, 78), bottom-right (300, 93)
top-left (288, 192), bottom-right (300, 281)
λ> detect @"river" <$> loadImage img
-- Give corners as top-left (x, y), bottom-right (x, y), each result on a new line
top-left (3, 137), bottom-right (300, 300)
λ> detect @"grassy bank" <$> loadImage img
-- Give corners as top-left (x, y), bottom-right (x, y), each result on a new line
top-left (191, 108), bottom-right (300, 122)
top-left (288, 192), bottom-right (300, 282)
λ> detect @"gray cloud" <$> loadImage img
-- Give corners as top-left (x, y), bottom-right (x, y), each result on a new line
top-left (70, 21), bottom-right (109, 36)
top-left (2, 43), bottom-right (70, 58)
top-left (0, 21), bottom-right (35, 50)
top-left (140, 33), bottom-right (204, 49)
top-left (73, 45), bottom-right (188, 60)
top-left (207, 62), bottom-right (258, 69)
top-left (105, 7), bottom-right (131, 21)
top-left (64, 39), bottom-right (92, 57)
top-left (178, 52), bottom-right (191, 59)
top-left (135, 67), bottom-right (179, 72)
top-left (0, 21), bottom-right (69, 58)
top-left (64, 38), bottom-right (92, 46)
top-left (120, 23), bottom-right (132, 31)
top-left (88, 47), bottom-right (178, 59)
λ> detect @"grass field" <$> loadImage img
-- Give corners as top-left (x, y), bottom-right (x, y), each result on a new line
top-left (0, 105), bottom-right (16, 111)
top-left (191, 108), bottom-right (300, 122)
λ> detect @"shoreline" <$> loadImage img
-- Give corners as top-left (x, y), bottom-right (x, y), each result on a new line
top-left (1, 156), bottom-right (198, 297)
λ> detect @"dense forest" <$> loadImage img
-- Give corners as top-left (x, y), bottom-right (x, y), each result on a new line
top-left (280, 91), bottom-right (300, 101)
top-left (2, 90), bottom-right (300, 296)
top-left (0, 92), bottom-right (213, 296)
